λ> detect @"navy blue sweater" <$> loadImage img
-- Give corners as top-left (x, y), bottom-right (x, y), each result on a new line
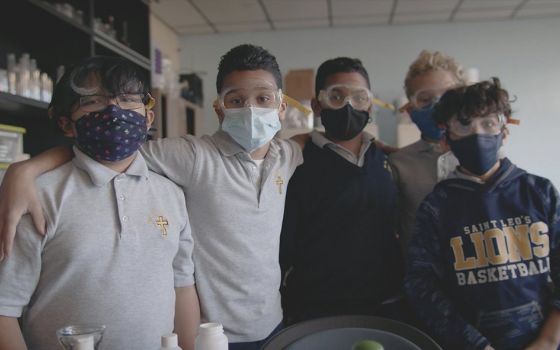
top-left (405, 158), bottom-right (560, 350)
top-left (280, 139), bottom-right (403, 322)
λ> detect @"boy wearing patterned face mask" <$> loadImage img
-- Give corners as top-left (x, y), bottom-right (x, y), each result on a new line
top-left (0, 56), bottom-right (200, 350)
top-left (389, 50), bottom-right (463, 256)
top-left (0, 45), bottom-right (304, 350)
top-left (280, 57), bottom-right (404, 324)
top-left (405, 78), bottom-right (560, 350)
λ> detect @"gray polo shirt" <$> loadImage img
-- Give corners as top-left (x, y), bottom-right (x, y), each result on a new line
top-left (388, 139), bottom-right (458, 253)
top-left (141, 130), bottom-right (303, 342)
top-left (310, 130), bottom-right (374, 167)
top-left (0, 148), bottom-right (194, 350)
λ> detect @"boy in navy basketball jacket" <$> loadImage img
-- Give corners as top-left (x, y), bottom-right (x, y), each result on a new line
top-left (405, 78), bottom-right (560, 350)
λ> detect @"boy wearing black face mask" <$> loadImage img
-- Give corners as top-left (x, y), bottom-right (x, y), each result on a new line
top-left (0, 56), bottom-right (199, 350)
top-left (405, 78), bottom-right (560, 350)
top-left (280, 57), bottom-right (404, 324)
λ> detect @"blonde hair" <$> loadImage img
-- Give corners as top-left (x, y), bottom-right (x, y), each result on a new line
top-left (404, 50), bottom-right (465, 97)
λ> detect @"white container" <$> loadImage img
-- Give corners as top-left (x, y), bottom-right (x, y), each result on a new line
top-left (159, 333), bottom-right (182, 350)
top-left (0, 124), bottom-right (26, 163)
top-left (194, 323), bottom-right (228, 350)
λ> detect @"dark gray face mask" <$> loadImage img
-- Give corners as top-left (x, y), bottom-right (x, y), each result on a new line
top-left (448, 133), bottom-right (503, 176)
top-left (320, 104), bottom-right (369, 141)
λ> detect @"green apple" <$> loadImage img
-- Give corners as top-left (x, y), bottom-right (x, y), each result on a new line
top-left (352, 339), bottom-right (384, 350)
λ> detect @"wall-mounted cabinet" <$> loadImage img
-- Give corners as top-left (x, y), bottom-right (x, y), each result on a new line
top-left (0, 0), bottom-right (151, 156)
top-left (152, 89), bottom-right (202, 139)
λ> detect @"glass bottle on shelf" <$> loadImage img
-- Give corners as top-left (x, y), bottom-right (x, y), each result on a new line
top-left (30, 59), bottom-right (41, 100)
top-left (107, 16), bottom-right (117, 39)
top-left (93, 17), bottom-right (103, 33)
top-left (18, 53), bottom-right (31, 98)
top-left (120, 20), bottom-right (130, 47)
top-left (41, 73), bottom-right (53, 102)
top-left (7, 53), bottom-right (17, 95)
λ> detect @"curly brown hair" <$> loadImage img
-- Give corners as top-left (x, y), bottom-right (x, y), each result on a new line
top-left (433, 77), bottom-right (513, 126)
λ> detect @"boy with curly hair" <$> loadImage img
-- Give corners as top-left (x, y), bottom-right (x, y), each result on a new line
top-left (405, 78), bottom-right (560, 350)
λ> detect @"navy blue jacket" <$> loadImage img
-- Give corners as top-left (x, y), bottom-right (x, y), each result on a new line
top-left (280, 139), bottom-right (403, 323)
top-left (405, 158), bottom-right (560, 350)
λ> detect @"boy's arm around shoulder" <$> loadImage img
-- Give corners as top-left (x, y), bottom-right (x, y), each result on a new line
top-left (140, 136), bottom-right (198, 189)
top-left (0, 146), bottom-right (72, 259)
top-left (283, 134), bottom-right (305, 176)
top-left (290, 132), bottom-right (309, 150)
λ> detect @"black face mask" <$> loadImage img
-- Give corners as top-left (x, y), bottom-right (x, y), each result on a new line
top-left (320, 104), bottom-right (369, 141)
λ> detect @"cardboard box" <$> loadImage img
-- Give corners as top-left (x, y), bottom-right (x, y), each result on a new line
top-left (284, 69), bottom-right (314, 101)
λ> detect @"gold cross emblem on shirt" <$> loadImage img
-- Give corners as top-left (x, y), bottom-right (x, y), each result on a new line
top-left (275, 176), bottom-right (284, 194)
top-left (156, 216), bottom-right (169, 238)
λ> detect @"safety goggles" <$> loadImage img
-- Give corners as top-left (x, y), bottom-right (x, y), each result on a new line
top-left (448, 114), bottom-right (506, 138)
top-left (76, 93), bottom-right (155, 113)
top-left (318, 84), bottom-right (374, 112)
top-left (218, 79), bottom-right (282, 110)
top-left (409, 84), bottom-right (457, 110)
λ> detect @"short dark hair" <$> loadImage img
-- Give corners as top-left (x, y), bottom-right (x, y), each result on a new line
top-left (315, 57), bottom-right (371, 97)
top-left (216, 44), bottom-right (282, 93)
top-left (433, 77), bottom-right (513, 125)
top-left (49, 56), bottom-right (149, 128)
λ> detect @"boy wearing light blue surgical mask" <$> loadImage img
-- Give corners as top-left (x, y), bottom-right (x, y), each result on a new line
top-left (0, 45), bottom-right (304, 350)
top-left (405, 78), bottom-right (560, 350)
top-left (388, 50), bottom-right (463, 256)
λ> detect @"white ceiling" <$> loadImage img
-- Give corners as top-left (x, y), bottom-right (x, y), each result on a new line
top-left (150, 0), bottom-right (560, 35)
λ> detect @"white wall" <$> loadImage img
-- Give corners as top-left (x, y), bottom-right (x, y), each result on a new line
top-left (150, 14), bottom-right (180, 75)
top-left (151, 14), bottom-right (194, 137)
top-left (180, 18), bottom-right (560, 186)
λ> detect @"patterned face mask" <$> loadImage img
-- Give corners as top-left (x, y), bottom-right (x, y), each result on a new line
top-left (74, 105), bottom-right (148, 161)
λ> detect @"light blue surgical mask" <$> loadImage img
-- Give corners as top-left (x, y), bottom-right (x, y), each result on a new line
top-left (221, 106), bottom-right (281, 152)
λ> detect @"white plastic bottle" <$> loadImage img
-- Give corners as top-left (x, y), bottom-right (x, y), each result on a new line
top-left (194, 323), bottom-right (228, 350)
top-left (159, 333), bottom-right (182, 350)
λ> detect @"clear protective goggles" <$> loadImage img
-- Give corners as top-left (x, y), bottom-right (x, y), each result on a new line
top-left (218, 79), bottom-right (282, 110)
top-left (448, 114), bottom-right (506, 138)
top-left (318, 84), bottom-right (374, 112)
top-left (76, 93), bottom-right (155, 113)
top-left (409, 83), bottom-right (457, 110)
